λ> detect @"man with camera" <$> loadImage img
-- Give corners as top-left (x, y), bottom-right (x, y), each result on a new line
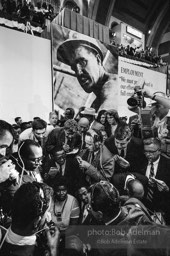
top-left (135, 79), bottom-right (170, 158)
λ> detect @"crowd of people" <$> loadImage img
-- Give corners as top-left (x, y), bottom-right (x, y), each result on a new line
top-left (0, 0), bottom-right (57, 28)
top-left (116, 43), bottom-right (166, 66)
top-left (0, 83), bottom-right (170, 255)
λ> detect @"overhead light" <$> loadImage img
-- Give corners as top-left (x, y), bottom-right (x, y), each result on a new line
top-left (148, 30), bottom-right (151, 34)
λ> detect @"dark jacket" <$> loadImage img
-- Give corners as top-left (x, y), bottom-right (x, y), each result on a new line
top-left (45, 127), bottom-right (81, 154)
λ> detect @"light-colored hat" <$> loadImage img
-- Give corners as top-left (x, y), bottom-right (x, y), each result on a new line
top-left (57, 33), bottom-right (103, 66)
top-left (81, 107), bottom-right (96, 116)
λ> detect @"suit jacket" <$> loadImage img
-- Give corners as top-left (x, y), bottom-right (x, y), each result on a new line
top-left (140, 155), bottom-right (170, 223)
top-left (104, 135), bottom-right (147, 174)
top-left (45, 127), bottom-right (81, 154)
top-left (42, 156), bottom-right (84, 196)
top-left (82, 145), bottom-right (115, 183)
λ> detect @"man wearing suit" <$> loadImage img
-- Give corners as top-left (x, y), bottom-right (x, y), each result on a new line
top-left (104, 123), bottom-right (148, 194)
top-left (78, 132), bottom-right (115, 184)
top-left (1, 140), bottom-right (43, 216)
top-left (104, 123), bottom-right (147, 174)
top-left (43, 148), bottom-right (83, 196)
top-left (142, 137), bottom-right (170, 224)
top-left (45, 119), bottom-right (81, 155)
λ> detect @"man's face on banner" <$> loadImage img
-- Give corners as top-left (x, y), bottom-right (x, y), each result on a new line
top-left (70, 46), bottom-right (101, 93)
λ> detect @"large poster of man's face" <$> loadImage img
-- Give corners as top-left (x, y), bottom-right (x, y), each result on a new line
top-left (52, 23), bottom-right (118, 113)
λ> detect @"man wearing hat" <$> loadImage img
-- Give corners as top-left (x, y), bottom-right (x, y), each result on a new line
top-left (57, 34), bottom-right (117, 111)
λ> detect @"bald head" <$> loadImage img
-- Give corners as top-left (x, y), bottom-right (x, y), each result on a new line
top-left (78, 117), bottom-right (89, 134)
top-left (127, 179), bottom-right (144, 199)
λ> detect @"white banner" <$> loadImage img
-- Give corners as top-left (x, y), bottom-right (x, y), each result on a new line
top-left (118, 56), bottom-right (167, 119)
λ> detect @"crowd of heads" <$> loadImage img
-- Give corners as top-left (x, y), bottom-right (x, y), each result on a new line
top-left (0, 0), bottom-right (57, 29)
top-left (0, 94), bottom-right (170, 255)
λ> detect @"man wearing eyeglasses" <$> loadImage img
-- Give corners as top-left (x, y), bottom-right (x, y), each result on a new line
top-left (1, 140), bottom-right (44, 217)
top-left (142, 137), bottom-right (170, 224)
top-left (57, 34), bottom-right (118, 111)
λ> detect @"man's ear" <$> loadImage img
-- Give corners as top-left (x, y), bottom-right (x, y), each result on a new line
top-left (96, 54), bottom-right (102, 65)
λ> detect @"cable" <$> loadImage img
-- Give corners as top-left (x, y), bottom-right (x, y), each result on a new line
top-left (17, 141), bottom-right (26, 187)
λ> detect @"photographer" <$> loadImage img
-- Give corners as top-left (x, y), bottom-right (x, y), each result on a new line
top-left (137, 80), bottom-right (170, 158)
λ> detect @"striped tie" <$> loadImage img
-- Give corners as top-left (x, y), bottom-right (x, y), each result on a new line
top-left (147, 162), bottom-right (154, 202)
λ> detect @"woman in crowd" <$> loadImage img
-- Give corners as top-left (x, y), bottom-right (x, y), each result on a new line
top-left (105, 109), bottom-right (120, 137)
top-left (50, 177), bottom-right (80, 235)
top-left (48, 110), bottom-right (59, 128)
top-left (95, 109), bottom-right (106, 126)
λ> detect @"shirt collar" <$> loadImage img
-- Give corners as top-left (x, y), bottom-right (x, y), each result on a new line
top-left (6, 227), bottom-right (36, 246)
top-left (150, 156), bottom-right (160, 166)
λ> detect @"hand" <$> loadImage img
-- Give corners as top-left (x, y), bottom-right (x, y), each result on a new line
top-left (46, 225), bottom-right (60, 256)
top-left (76, 156), bottom-right (82, 164)
top-left (48, 167), bottom-right (58, 178)
top-left (0, 160), bottom-right (16, 183)
top-left (159, 128), bottom-right (169, 139)
top-left (155, 180), bottom-right (169, 192)
top-left (148, 177), bottom-right (156, 187)
top-left (63, 143), bottom-right (70, 153)
top-left (142, 87), bottom-right (154, 99)
top-left (135, 78), bottom-right (154, 99)
top-left (9, 168), bottom-right (19, 183)
top-left (79, 160), bottom-right (90, 169)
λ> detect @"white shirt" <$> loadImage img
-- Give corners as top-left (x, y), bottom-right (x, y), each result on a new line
top-left (6, 227), bottom-right (36, 245)
top-left (145, 157), bottom-right (160, 178)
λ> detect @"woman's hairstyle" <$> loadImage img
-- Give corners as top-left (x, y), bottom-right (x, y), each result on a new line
top-left (49, 110), bottom-right (58, 119)
top-left (106, 109), bottom-right (120, 123)
top-left (96, 110), bottom-right (106, 123)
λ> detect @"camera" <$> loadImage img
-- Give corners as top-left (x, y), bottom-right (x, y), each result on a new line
top-left (127, 86), bottom-right (146, 108)
top-left (141, 108), bottom-right (154, 139)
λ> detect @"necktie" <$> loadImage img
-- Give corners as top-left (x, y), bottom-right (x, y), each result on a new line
top-left (120, 149), bottom-right (124, 158)
top-left (81, 134), bottom-right (85, 149)
top-left (149, 162), bottom-right (154, 178)
top-left (59, 165), bottom-right (62, 176)
top-left (147, 162), bottom-right (154, 202)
